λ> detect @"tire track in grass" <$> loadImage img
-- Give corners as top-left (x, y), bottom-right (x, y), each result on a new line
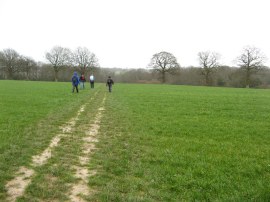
top-left (5, 167), bottom-right (34, 202)
top-left (5, 92), bottom-right (98, 202)
top-left (69, 95), bottom-right (106, 202)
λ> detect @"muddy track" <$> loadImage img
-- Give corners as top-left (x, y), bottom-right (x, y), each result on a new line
top-left (5, 90), bottom-right (106, 202)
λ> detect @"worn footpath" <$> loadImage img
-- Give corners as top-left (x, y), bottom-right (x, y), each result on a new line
top-left (5, 89), bottom-right (107, 202)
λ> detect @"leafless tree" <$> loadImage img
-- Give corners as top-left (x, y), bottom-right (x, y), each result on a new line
top-left (17, 56), bottom-right (37, 80)
top-left (236, 46), bottom-right (266, 88)
top-left (198, 51), bottom-right (220, 86)
top-left (148, 51), bottom-right (180, 83)
top-left (45, 46), bottom-right (72, 81)
top-left (0, 49), bottom-right (21, 79)
top-left (72, 47), bottom-right (99, 74)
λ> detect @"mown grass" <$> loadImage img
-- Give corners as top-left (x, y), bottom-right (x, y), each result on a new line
top-left (0, 80), bottom-right (93, 200)
top-left (90, 84), bottom-right (270, 201)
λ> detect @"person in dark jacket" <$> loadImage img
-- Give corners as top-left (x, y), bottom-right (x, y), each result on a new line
top-left (106, 76), bottom-right (114, 92)
top-left (72, 72), bottom-right (80, 93)
top-left (79, 74), bottom-right (86, 89)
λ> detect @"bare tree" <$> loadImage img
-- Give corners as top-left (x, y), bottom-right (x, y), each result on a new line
top-left (0, 49), bottom-right (21, 79)
top-left (45, 46), bottom-right (72, 81)
top-left (72, 47), bottom-right (99, 74)
top-left (236, 46), bottom-right (266, 88)
top-left (198, 51), bottom-right (220, 86)
top-left (148, 51), bottom-right (180, 83)
top-left (17, 56), bottom-right (37, 80)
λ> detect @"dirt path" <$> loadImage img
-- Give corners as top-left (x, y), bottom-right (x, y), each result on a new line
top-left (5, 91), bottom-right (106, 202)
top-left (69, 97), bottom-right (106, 202)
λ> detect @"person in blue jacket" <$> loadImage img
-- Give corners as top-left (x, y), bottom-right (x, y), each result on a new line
top-left (71, 72), bottom-right (80, 93)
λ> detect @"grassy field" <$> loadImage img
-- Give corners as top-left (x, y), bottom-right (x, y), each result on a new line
top-left (0, 80), bottom-right (270, 201)
top-left (0, 80), bottom-right (92, 200)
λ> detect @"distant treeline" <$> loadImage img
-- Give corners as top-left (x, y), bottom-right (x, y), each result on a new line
top-left (1, 64), bottom-right (270, 88)
top-left (1, 47), bottom-right (270, 88)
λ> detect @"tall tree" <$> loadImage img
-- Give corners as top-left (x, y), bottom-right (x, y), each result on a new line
top-left (236, 46), bottom-right (266, 88)
top-left (198, 51), bottom-right (220, 86)
top-left (45, 46), bottom-right (71, 81)
top-left (72, 47), bottom-right (99, 74)
top-left (148, 51), bottom-right (180, 83)
top-left (0, 49), bottom-right (20, 79)
top-left (17, 56), bottom-right (37, 80)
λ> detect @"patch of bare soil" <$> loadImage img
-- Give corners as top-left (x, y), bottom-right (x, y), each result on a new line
top-left (5, 167), bottom-right (35, 202)
top-left (32, 134), bottom-right (62, 167)
top-left (69, 98), bottom-right (106, 202)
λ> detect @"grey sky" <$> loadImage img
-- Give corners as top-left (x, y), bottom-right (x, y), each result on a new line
top-left (0, 0), bottom-right (269, 68)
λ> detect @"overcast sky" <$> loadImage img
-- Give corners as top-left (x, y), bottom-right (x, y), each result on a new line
top-left (0, 0), bottom-right (269, 68)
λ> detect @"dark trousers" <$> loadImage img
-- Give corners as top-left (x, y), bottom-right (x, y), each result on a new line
top-left (72, 85), bottom-right (79, 93)
top-left (90, 81), bottom-right (94, 88)
top-left (108, 84), bottom-right (112, 92)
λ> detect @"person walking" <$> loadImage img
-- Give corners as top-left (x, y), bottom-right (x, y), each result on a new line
top-left (106, 76), bottom-right (114, 92)
top-left (72, 72), bottom-right (80, 93)
top-left (90, 74), bottom-right (95, 89)
top-left (80, 74), bottom-right (86, 89)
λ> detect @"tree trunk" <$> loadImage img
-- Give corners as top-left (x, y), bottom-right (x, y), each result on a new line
top-left (7, 69), bottom-right (13, 80)
top-left (205, 71), bottom-right (212, 86)
top-left (54, 69), bottom-right (58, 82)
top-left (26, 71), bottom-right (30, 80)
top-left (161, 71), bottom-right (166, 83)
top-left (245, 70), bottom-right (251, 88)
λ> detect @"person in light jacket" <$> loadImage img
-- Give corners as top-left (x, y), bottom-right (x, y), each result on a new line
top-left (90, 74), bottom-right (95, 89)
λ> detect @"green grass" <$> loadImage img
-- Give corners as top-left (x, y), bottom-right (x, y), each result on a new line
top-left (1, 81), bottom-right (270, 201)
top-left (21, 86), bottom-right (107, 202)
top-left (0, 80), bottom-right (92, 200)
top-left (90, 84), bottom-right (270, 201)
